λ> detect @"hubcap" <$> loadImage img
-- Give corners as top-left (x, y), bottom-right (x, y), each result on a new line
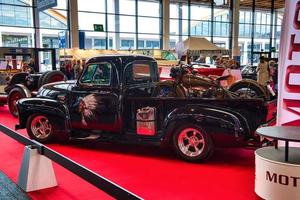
top-left (31, 116), bottom-right (52, 139)
top-left (178, 128), bottom-right (205, 157)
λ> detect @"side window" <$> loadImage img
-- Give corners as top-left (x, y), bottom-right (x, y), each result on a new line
top-left (80, 63), bottom-right (112, 85)
top-left (124, 61), bottom-right (157, 85)
top-left (132, 63), bottom-right (151, 80)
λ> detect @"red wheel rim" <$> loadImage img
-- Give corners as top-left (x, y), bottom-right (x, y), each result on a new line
top-left (9, 92), bottom-right (22, 116)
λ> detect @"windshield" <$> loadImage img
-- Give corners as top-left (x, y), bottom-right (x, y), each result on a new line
top-left (80, 63), bottom-right (112, 86)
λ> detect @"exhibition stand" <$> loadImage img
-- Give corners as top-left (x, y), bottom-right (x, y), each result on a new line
top-left (255, 126), bottom-right (300, 200)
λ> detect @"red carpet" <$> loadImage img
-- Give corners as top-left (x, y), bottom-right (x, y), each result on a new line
top-left (0, 105), bottom-right (261, 199)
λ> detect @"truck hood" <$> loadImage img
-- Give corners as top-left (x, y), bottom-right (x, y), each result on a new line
top-left (37, 80), bottom-right (76, 99)
top-left (42, 80), bottom-right (76, 91)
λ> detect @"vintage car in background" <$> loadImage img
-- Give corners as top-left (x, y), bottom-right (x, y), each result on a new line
top-left (16, 55), bottom-right (276, 162)
top-left (0, 71), bottom-right (65, 117)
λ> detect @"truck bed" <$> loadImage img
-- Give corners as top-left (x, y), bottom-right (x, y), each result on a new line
top-left (125, 97), bottom-right (274, 136)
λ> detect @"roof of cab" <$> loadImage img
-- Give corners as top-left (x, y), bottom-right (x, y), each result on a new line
top-left (86, 54), bottom-right (155, 62)
top-left (86, 54), bottom-right (157, 71)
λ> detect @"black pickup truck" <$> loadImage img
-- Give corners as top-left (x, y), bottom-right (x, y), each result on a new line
top-left (16, 55), bottom-right (276, 162)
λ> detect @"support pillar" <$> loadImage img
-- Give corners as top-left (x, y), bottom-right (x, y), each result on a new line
top-left (178, 3), bottom-right (183, 42)
top-left (115, 0), bottom-right (120, 50)
top-left (163, 0), bottom-right (170, 50)
top-left (232, 0), bottom-right (240, 62)
top-left (33, 0), bottom-right (41, 48)
top-left (69, 0), bottom-right (79, 48)
top-left (0, 31), bottom-right (3, 47)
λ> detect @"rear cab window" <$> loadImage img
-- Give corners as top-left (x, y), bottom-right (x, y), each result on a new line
top-left (124, 61), bottom-right (158, 85)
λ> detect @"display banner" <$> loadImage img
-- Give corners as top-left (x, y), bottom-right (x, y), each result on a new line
top-left (37, 0), bottom-right (57, 11)
top-left (58, 31), bottom-right (67, 48)
top-left (277, 0), bottom-right (300, 126)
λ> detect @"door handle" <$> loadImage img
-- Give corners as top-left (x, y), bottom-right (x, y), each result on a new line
top-left (95, 90), bottom-right (110, 95)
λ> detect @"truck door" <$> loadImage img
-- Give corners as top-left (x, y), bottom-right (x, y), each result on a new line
top-left (69, 61), bottom-right (121, 132)
top-left (123, 60), bottom-right (159, 132)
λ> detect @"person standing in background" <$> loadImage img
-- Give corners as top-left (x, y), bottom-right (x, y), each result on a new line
top-left (5, 60), bottom-right (12, 71)
top-left (74, 59), bottom-right (82, 79)
top-left (70, 59), bottom-right (76, 79)
top-left (268, 60), bottom-right (276, 80)
top-left (28, 58), bottom-right (35, 71)
top-left (65, 60), bottom-right (72, 80)
top-left (256, 56), bottom-right (269, 86)
top-left (81, 59), bottom-right (86, 69)
top-left (268, 60), bottom-right (278, 91)
top-left (22, 62), bottom-right (35, 74)
top-left (60, 61), bottom-right (66, 75)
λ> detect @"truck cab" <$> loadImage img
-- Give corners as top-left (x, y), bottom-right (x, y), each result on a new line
top-left (69, 55), bottom-right (159, 132)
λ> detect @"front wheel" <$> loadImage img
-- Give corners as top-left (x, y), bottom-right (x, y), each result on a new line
top-left (26, 114), bottom-right (54, 143)
top-left (172, 123), bottom-right (213, 162)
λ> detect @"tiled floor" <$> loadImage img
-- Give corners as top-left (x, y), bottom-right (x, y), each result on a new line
top-left (0, 171), bottom-right (29, 200)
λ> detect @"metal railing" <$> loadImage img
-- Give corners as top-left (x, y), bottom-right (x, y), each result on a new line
top-left (0, 123), bottom-right (142, 200)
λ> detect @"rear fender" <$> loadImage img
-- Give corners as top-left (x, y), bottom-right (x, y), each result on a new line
top-left (16, 98), bottom-right (70, 133)
top-left (161, 104), bottom-right (248, 145)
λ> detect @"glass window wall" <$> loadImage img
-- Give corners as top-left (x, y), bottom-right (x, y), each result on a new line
top-left (78, 0), bottom-right (162, 50)
top-left (0, 0), bottom-right (34, 47)
top-left (170, 1), bottom-right (231, 51)
top-left (38, 0), bottom-right (69, 48)
top-left (0, 0), bottom-right (284, 64)
top-left (169, 1), bottom-right (189, 47)
top-left (212, 3), bottom-right (231, 49)
top-left (239, 0), bottom-right (283, 65)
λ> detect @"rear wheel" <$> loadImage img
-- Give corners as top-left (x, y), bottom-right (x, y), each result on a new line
top-left (229, 81), bottom-right (268, 100)
top-left (26, 114), bottom-right (54, 143)
top-left (172, 123), bottom-right (213, 162)
top-left (38, 71), bottom-right (66, 88)
top-left (8, 88), bottom-right (27, 117)
top-left (40, 71), bottom-right (66, 87)
top-left (37, 71), bottom-right (49, 88)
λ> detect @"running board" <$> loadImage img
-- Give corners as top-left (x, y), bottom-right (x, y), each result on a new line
top-left (70, 134), bottom-right (101, 140)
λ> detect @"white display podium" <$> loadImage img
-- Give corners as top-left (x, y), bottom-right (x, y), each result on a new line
top-left (255, 147), bottom-right (300, 200)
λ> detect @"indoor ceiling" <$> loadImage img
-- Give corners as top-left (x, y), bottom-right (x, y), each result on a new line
top-left (187, 0), bottom-right (285, 9)
top-left (240, 0), bottom-right (285, 9)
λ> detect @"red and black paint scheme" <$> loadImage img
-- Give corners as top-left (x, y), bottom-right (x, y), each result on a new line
top-left (16, 55), bottom-right (276, 162)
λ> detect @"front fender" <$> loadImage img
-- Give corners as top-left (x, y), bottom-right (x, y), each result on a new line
top-left (16, 98), bottom-right (70, 132)
top-left (162, 104), bottom-right (249, 145)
